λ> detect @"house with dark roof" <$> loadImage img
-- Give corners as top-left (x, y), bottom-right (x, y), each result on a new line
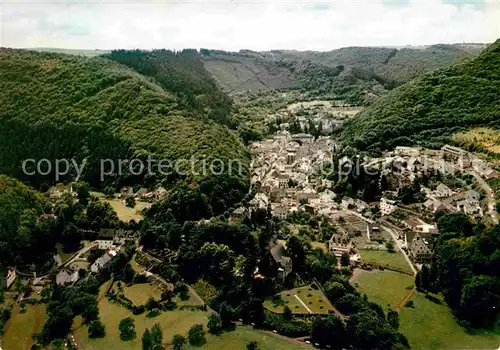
top-left (267, 244), bottom-right (292, 282)
top-left (406, 232), bottom-right (432, 264)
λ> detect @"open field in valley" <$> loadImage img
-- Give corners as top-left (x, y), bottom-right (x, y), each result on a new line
top-left (185, 325), bottom-right (313, 350)
top-left (351, 269), bottom-right (414, 310)
top-left (75, 287), bottom-right (208, 350)
top-left (1, 304), bottom-right (47, 350)
top-left (399, 292), bottom-right (500, 349)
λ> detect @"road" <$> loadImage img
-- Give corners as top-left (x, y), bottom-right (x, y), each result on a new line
top-left (467, 171), bottom-right (499, 225)
top-left (382, 225), bottom-right (417, 275)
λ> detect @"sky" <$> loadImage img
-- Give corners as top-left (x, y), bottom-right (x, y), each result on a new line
top-left (1, 0), bottom-right (499, 51)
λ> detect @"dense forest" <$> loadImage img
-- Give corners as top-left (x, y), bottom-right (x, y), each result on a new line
top-left (0, 175), bottom-right (52, 267)
top-left (104, 49), bottom-right (236, 127)
top-left (0, 49), bottom-right (250, 214)
top-left (339, 39), bottom-right (500, 152)
top-left (417, 212), bottom-right (500, 329)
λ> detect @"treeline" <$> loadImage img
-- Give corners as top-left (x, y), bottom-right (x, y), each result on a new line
top-left (417, 212), bottom-right (500, 328)
top-left (104, 49), bottom-right (236, 127)
top-left (340, 39), bottom-right (500, 153)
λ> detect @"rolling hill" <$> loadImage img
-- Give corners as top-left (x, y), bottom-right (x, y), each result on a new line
top-left (200, 44), bottom-right (485, 104)
top-left (339, 39), bottom-right (500, 152)
top-left (0, 49), bottom-right (250, 215)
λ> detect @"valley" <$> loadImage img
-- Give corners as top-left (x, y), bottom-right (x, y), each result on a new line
top-left (0, 39), bottom-right (499, 350)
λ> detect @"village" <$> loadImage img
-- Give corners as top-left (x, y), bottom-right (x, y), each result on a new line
top-left (239, 119), bottom-right (500, 280)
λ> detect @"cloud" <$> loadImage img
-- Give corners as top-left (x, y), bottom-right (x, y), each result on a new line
top-left (1, 0), bottom-right (499, 50)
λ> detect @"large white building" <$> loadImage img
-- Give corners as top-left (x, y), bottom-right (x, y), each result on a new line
top-left (380, 198), bottom-right (397, 215)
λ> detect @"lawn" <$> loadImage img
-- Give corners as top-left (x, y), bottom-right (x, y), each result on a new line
top-left (400, 292), bottom-right (500, 350)
top-left (103, 198), bottom-right (148, 222)
top-left (352, 269), bottom-right (415, 310)
top-left (122, 283), bottom-right (163, 306)
top-left (360, 249), bottom-right (414, 274)
top-left (2, 304), bottom-right (46, 350)
top-left (264, 285), bottom-right (333, 315)
top-left (91, 191), bottom-right (148, 222)
top-left (185, 326), bottom-right (312, 350)
top-left (75, 292), bottom-right (209, 350)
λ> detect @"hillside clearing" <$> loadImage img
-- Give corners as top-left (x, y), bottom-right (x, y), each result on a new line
top-left (352, 269), bottom-right (414, 310)
top-left (399, 292), bottom-right (500, 349)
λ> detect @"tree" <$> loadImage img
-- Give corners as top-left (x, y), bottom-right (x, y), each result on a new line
top-left (142, 329), bottom-right (152, 350)
top-left (207, 313), bottom-right (222, 334)
top-left (150, 324), bottom-right (163, 349)
top-left (415, 265), bottom-right (431, 292)
top-left (387, 310), bottom-right (400, 330)
top-left (283, 305), bottom-right (292, 320)
top-left (125, 197), bottom-right (136, 208)
top-left (311, 315), bottom-right (346, 349)
top-left (88, 319), bottom-right (106, 339)
top-left (340, 252), bottom-right (350, 266)
top-left (188, 324), bottom-right (206, 347)
top-left (119, 317), bottom-right (136, 341)
top-left (172, 334), bottom-right (186, 350)
top-left (145, 297), bottom-right (159, 311)
top-left (325, 281), bottom-right (347, 301)
top-left (246, 341), bottom-right (259, 350)
top-left (385, 240), bottom-right (395, 253)
top-left (142, 324), bottom-right (163, 350)
top-left (218, 301), bottom-right (234, 328)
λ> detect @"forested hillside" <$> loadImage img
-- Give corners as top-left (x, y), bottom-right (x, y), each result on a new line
top-left (0, 49), bottom-right (250, 216)
top-left (339, 39), bottom-right (500, 152)
top-left (200, 44), bottom-right (484, 104)
top-left (104, 49), bottom-right (236, 127)
top-left (0, 175), bottom-right (53, 267)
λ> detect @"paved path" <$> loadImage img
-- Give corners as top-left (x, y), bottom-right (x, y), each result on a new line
top-left (294, 295), bottom-right (313, 314)
top-left (382, 225), bottom-right (417, 275)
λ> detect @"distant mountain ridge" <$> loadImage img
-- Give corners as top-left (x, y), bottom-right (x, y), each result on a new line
top-left (199, 43), bottom-right (486, 103)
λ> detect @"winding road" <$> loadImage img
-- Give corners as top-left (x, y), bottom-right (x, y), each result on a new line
top-left (467, 171), bottom-right (499, 225)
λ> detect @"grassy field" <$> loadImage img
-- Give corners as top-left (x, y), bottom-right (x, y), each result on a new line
top-left (360, 249), bottom-right (414, 274)
top-left (185, 326), bottom-right (312, 350)
top-left (264, 285), bottom-right (333, 315)
top-left (400, 292), bottom-right (500, 350)
top-left (91, 191), bottom-right (149, 222)
top-left (122, 283), bottom-right (163, 305)
top-left (2, 304), bottom-right (46, 350)
top-left (352, 269), bottom-right (415, 310)
top-left (76, 292), bottom-right (209, 349)
top-left (454, 127), bottom-right (500, 155)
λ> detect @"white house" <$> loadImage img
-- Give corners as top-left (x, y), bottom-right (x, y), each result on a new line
top-left (380, 198), bottom-right (397, 215)
top-left (435, 183), bottom-right (454, 198)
